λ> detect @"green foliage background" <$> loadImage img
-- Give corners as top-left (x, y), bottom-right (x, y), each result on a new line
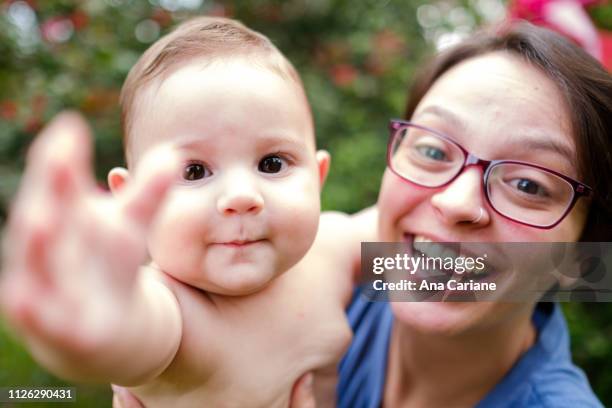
top-left (0, 0), bottom-right (610, 407)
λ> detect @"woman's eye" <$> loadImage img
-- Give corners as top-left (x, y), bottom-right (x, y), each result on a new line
top-left (415, 145), bottom-right (448, 161)
top-left (510, 178), bottom-right (549, 197)
top-left (183, 163), bottom-right (211, 181)
top-left (258, 155), bottom-right (285, 174)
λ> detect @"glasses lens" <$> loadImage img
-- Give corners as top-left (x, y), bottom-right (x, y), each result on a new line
top-left (389, 126), bottom-right (464, 187)
top-left (487, 163), bottom-right (574, 227)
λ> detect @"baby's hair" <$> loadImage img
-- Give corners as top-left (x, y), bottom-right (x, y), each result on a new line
top-left (120, 16), bottom-right (309, 165)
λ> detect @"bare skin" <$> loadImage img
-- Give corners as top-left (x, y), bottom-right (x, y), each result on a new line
top-left (0, 111), bottom-right (353, 407)
top-left (112, 356), bottom-right (317, 408)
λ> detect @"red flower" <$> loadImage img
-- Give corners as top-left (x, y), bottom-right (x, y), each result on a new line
top-left (151, 8), bottom-right (172, 27)
top-left (70, 10), bottom-right (89, 31)
top-left (32, 94), bottom-right (47, 116)
top-left (599, 29), bottom-right (612, 71)
top-left (208, 4), bottom-right (233, 17)
top-left (24, 117), bottom-right (42, 134)
top-left (330, 64), bottom-right (358, 87)
top-left (365, 29), bottom-right (407, 76)
top-left (41, 16), bottom-right (74, 43)
top-left (373, 29), bottom-right (405, 54)
top-left (0, 100), bottom-right (17, 120)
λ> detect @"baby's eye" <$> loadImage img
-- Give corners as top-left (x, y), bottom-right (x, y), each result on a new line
top-left (183, 162), bottom-right (212, 181)
top-left (258, 155), bottom-right (286, 174)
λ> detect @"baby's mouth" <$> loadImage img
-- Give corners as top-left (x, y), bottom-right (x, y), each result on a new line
top-left (213, 239), bottom-right (266, 248)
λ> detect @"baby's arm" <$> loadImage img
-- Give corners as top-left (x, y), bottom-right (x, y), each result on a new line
top-left (0, 113), bottom-right (182, 385)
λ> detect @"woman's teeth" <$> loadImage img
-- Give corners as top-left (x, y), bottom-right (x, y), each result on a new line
top-left (410, 234), bottom-right (488, 277)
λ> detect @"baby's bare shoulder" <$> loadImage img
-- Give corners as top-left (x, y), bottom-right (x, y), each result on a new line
top-left (309, 207), bottom-right (379, 303)
top-left (134, 260), bottom-right (352, 405)
top-left (138, 265), bottom-right (227, 378)
top-left (318, 208), bottom-right (377, 247)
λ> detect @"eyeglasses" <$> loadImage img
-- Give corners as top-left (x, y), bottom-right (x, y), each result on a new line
top-left (387, 119), bottom-right (592, 229)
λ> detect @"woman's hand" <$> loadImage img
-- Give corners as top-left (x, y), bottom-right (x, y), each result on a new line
top-left (111, 385), bottom-right (144, 408)
top-left (290, 373), bottom-right (317, 408)
top-left (111, 373), bottom-right (317, 408)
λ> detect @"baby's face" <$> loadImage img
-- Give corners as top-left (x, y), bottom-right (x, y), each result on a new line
top-left (127, 60), bottom-right (327, 295)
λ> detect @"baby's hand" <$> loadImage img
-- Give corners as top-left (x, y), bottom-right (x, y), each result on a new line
top-left (0, 112), bottom-right (180, 356)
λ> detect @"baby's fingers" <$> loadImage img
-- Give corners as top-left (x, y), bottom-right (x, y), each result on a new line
top-left (0, 205), bottom-right (58, 334)
top-left (2, 113), bottom-right (94, 295)
top-left (23, 112), bottom-right (94, 191)
top-left (3, 181), bottom-right (62, 290)
top-left (9, 112), bottom-right (95, 237)
top-left (120, 146), bottom-right (182, 231)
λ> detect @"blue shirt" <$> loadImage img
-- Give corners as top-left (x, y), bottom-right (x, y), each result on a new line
top-left (337, 288), bottom-right (603, 408)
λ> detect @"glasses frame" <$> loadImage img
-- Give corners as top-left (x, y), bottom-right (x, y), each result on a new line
top-left (387, 119), bottom-right (593, 229)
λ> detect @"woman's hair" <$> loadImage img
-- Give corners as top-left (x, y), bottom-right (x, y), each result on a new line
top-left (405, 22), bottom-right (612, 241)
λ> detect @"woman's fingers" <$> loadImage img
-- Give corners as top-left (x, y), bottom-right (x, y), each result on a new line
top-left (120, 145), bottom-right (182, 231)
top-left (290, 373), bottom-right (316, 408)
top-left (111, 385), bottom-right (145, 408)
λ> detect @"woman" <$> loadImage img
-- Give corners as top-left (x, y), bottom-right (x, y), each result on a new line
top-left (113, 22), bottom-right (611, 407)
top-left (337, 22), bottom-right (611, 407)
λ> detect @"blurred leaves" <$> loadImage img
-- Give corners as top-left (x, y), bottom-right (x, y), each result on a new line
top-left (564, 303), bottom-right (612, 404)
top-left (0, 0), bottom-right (611, 407)
top-left (590, 2), bottom-right (612, 31)
top-left (0, 1), bottom-right (426, 406)
top-left (0, 319), bottom-right (111, 407)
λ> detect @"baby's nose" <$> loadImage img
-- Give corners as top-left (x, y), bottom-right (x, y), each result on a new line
top-left (217, 185), bottom-right (264, 216)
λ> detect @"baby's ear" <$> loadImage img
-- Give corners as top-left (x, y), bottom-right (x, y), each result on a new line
top-left (107, 167), bottom-right (130, 195)
top-left (315, 150), bottom-right (331, 190)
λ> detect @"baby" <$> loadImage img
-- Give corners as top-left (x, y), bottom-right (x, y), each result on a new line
top-left (0, 17), bottom-right (352, 407)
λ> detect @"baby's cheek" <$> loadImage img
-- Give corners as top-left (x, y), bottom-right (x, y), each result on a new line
top-left (277, 198), bottom-right (320, 244)
top-left (276, 170), bottom-right (319, 210)
top-left (268, 175), bottom-right (321, 256)
top-left (147, 196), bottom-right (206, 272)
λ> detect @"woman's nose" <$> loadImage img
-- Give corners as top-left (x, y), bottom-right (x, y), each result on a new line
top-left (430, 167), bottom-right (490, 226)
top-left (216, 176), bottom-right (264, 216)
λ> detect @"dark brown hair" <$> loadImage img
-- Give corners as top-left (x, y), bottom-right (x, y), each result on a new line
top-left (404, 22), bottom-right (612, 241)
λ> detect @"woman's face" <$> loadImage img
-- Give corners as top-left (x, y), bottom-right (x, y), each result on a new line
top-left (377, 51), bottom-right (589, 335)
